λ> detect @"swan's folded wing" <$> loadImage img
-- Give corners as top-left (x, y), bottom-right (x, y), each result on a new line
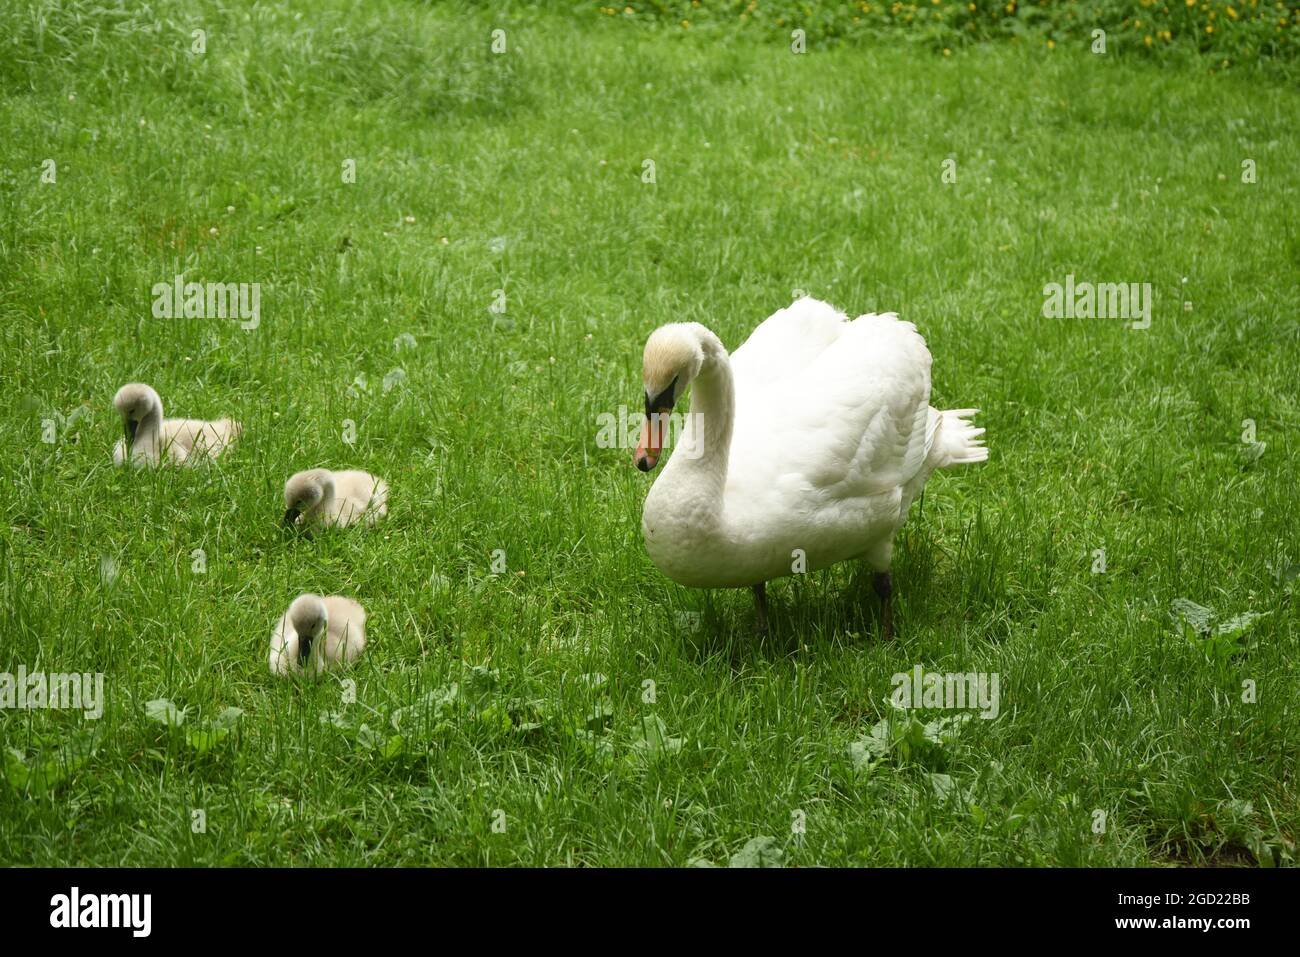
top-left (730, 312), bottom-right (933, 499)
top-left (324, 595), bottom-right (366, 629)
top-left (730, 297), bottom-right (849, 401)
top-left (164, 418), bottom-right (239, 460)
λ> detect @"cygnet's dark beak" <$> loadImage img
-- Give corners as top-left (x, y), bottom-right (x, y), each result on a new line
top-left (297, 633), bottom-right (314, 667)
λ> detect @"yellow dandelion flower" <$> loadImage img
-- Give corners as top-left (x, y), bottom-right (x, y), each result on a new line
top-left (1205, 23), bottom-right (1214, 32)
top-left (1144, 34), bottom-right (1153, 44)
top-left (943, 47), bottom-right (952, 55)
top-left (1047, 38), bottom-right (1055, 48)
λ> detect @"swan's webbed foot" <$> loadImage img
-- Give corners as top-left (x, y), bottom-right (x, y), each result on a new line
top-left (872, 572), bottom-right (893, 641)
top-left (752, 582), bottom-right (769, 636)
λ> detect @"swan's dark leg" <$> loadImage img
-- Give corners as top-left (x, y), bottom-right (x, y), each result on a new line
top-left (752, 582), bottom-right (769, 636)
top-left (872, 572), bottom-right (893, 641)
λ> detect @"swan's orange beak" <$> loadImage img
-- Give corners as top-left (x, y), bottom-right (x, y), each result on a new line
top-left (635, 409), bottom-right (671, 472)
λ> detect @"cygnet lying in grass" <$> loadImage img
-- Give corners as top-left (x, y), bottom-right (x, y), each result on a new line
top-left (269, 593), bottom-right (367, 677)
top-left (283, 468), bottom-right (388, 529)
top-left (112, 383), bottom-right (241, 467)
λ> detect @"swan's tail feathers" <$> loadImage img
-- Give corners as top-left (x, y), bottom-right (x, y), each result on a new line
top-left (928, 408), bottom-right (988, 470)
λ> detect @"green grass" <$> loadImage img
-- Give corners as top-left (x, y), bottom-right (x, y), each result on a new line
top-left (607, 0), bottom-right (1300, 70)
top-left (1, 0), bottom-right (1297, 867)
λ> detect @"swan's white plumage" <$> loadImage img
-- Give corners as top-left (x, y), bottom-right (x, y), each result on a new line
top-left (284, 468), bottom-right (388, 529)
top-left (111, 383), bottom-right (240, 467)
top-left (640, 297), bottom-right (986, 589)
top-left (269, 593), bottom-right (367, 677)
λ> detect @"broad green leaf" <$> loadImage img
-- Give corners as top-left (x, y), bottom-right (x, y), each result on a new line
top-left (321, 711), bottom-right (354, 733)
top-left (183, 726), bottom-right (230, 755)
top-left (924, 713), bottom-right (971, 745)
top-left (354, 723), bottom-right (381, 750)
top-left (629, 714), bottom-right (684, 760)
top-left (1213, 610), bottom-right (1267, 639)
top-left (572, 727), bottom-right (615, 761)
top-left (1169, 598), bottom-right (1214, 635)
top-left (930, 773), bottom-right (958, 800)
top-left (3, 733), bottom-right (97, 797)
top-left (3, 748), bottom-right (30, 791)
top-left (848, 739), bottom-right (879, 770)
top-left (474, 702), bottom-right (514, 735)
top-left (144, 698), bottom-right (187, 727)
top-left (729, 836), bottom-right (784, 868)
top-left (211, 707), bottom-right (245, 729)
top-left (462, 665), bottom-right (498, 700)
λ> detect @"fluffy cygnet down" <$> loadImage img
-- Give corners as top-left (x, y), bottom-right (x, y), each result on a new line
top-left (282, 468), bottom-right (388, 529)
top-left (269, 593), bottom-right (367, 678)
top-left (112, 383), bottom-right (241, 467)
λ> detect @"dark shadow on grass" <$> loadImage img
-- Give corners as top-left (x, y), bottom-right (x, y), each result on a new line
top-left (672, 571), bottom-right (890, 667)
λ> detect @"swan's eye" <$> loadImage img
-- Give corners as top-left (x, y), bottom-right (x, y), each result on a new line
top-left (645, 375), bottom-right (679, 417)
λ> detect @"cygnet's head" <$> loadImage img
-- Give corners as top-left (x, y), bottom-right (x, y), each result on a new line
top-left (112, 383), bottom-right (162, 446)
top-left (635, 325), bottom-right (704, 472)
top-left (283, 469), bottom-right (334, 527)
top-left (287, 593), bottom-right (328, 667)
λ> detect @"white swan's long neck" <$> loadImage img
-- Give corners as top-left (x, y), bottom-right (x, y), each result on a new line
top-left (671, 326), bottom-right (734, 511)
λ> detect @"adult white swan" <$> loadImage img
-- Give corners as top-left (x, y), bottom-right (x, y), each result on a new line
top-left (633, 297), bottom-right (986, 637)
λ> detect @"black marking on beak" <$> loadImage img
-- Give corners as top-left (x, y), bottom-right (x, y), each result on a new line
top-left (297, 633), bottom-right (314, 667)
top-left (282, 507), bottom-right (301, 528)
top-left (124, 419), bottom-right (138, 446)
top-left (636, 403), bottom-right (674, 473)
top-left (645, 375), bottom-right (679, 418)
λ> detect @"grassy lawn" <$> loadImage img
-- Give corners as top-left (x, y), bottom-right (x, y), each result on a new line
top-left (1, 0), bottom-right (1297, 866)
